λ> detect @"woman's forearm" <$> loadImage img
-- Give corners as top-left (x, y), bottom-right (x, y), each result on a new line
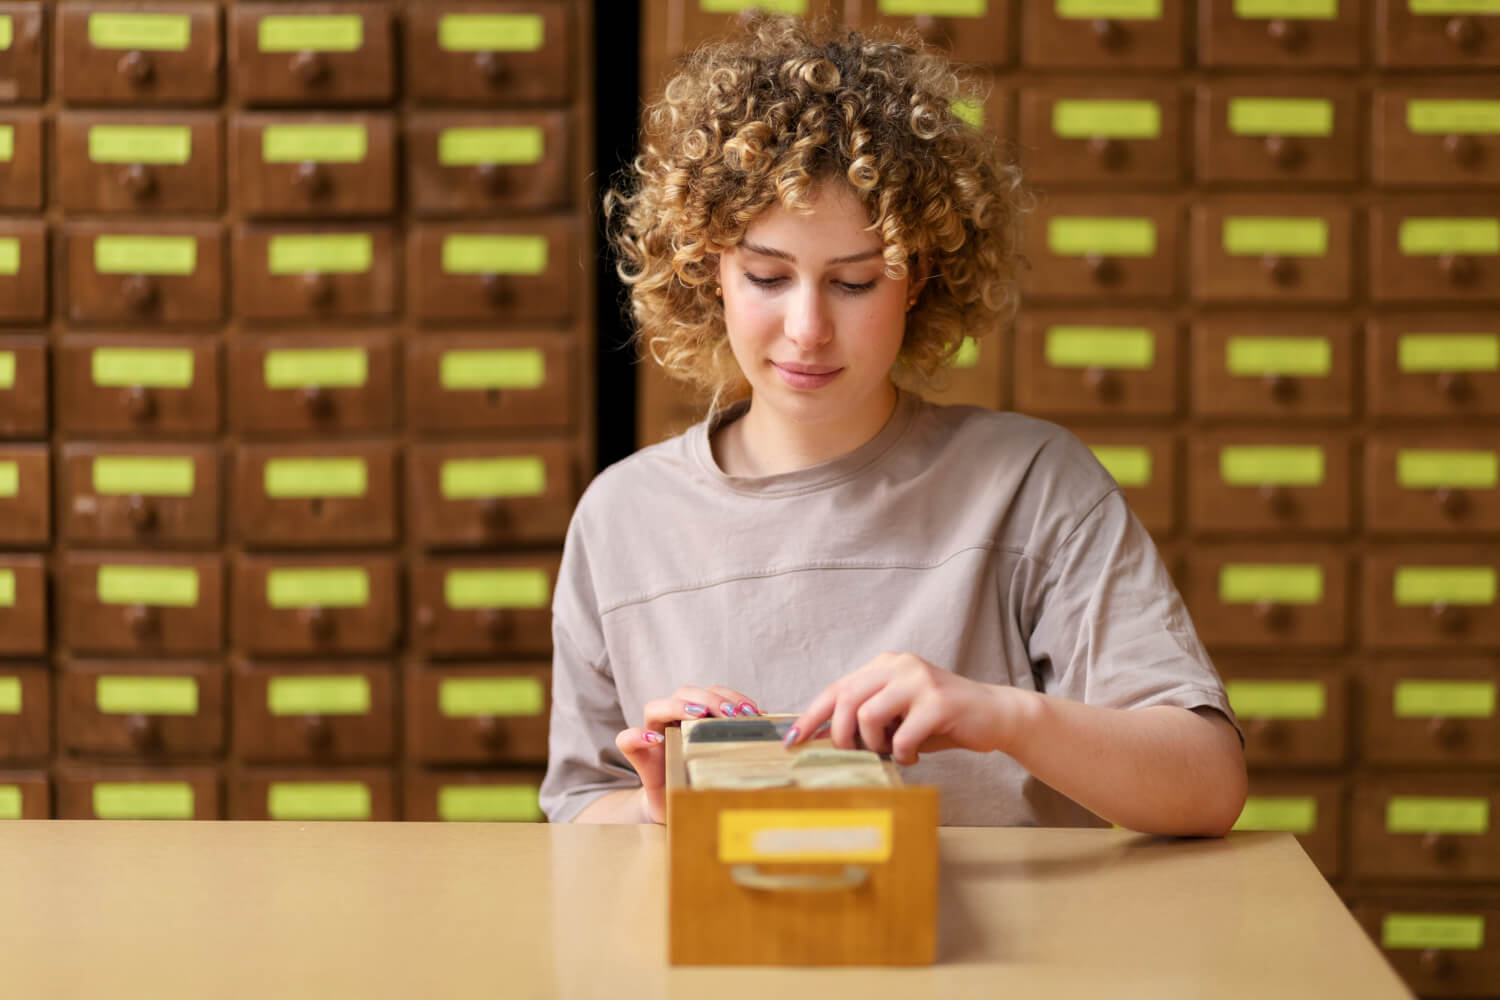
top-left (572, 787), bottom-right (651, 824)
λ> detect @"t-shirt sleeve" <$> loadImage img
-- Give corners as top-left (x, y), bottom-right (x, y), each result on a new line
top-left (1024, 488), bottom-right (1242, 741)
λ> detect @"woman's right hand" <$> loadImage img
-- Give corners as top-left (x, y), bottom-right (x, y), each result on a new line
top-left (616, 685), bottom-right (761, 824)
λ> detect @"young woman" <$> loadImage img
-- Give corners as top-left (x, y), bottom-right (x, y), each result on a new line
top-left (539, 15), bottom-right (1246, 834)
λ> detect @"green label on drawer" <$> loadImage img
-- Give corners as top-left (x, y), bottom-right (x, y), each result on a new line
top-left (1047, 217), bottom-right (1156, 257)
top-left (1223, 217), bottom-right (1328, 257)
top-left (1044, 327), bottom-right (1154, 369)
top-left (1387, 797), bottom-right (1490, 835)
top-left (267, 234), bottom-right (372, 275)
top-left (88, 13), bottom-right (190, 51)
top-left (97, 565), bottom-right (198, 607)
top-left (0, 125), bottom-right (14, 162)
top-left (0, 238), bottom-right (20, 275)
top-left (92, 456), bottom-right (195, 497)
top-left (91, 347), bottom-right (194, 388)
top-left (258, 15), bottom-right (364, 53)
top-left (1226, 336), bottom-right (1332, 377)
top-left (1399, 335), bottom-right (1500, 373)
top-left (952, 99), bottom-right (984, 130)
top-left (263, 458), bottom-right (367, 498)
top-left (438, 785), bottom-right (542, 822)
top-left (0, 17), bottom-right (11, 51)
top-left (1056, 0), bottom-right (1162, 15)
top-left (268, 676), bottom-right (370, 716)
top-left (1234, 0), bottom-right (1337, 16)
top-left (438, 127), bottom-right (545, 166)
top-left (1228, 99), bottom-right (1334, 137)
top-left (1399, 218), bottom-right (1500, 256)
top-left (440, 457), bottom-right (546, 499)
top-left (440, 676), bottom-right (545, 718)
top-left (1383, 914), bottom-right (1485, 951)
top-left (0, 352), bottom-right (13, 389)
top-left (0, 460), bottom-right (16, 498)
top-left (0, 676), bottom-right (19, 714)
top-left (94, 236), bottom-right (196, 276)
top-left (264, 349), bottom-right (368, 389)
top-left (88, 126), bottom-right (191, 165)
top-left (1233, 797), bottom-right (1318, 834)
top-left (0, 786), bottom-right (18, 820)
top-left (96, 676), bottom-right (198, 716)
top-left (444, 569), bottom-right (550, 609)
top-left (94, 783), bottom-right (193, 820)
top-left (262, 125), bottom-right (367, 164)
top-left (438, 14), bottom-right (545, 51)
top-left (879, 0), bottom-right (987, 14)
top-left (440, 350), bottom-right (545, 391)
top-left (268, 782), bottom-right (371, 821)
top-left (701, 0), bottom-right (808, 11)
top-left (1090, 446), bottom-right (1152, 488)
top-left (441, 235), bottom-right (548, 275)
top-left (267, 568), bottom-right (369, 609)
top-left (1396, 681), bottom-right (1497, 719)
top-left (1407, 100), bottom-right (1500, 135)
top-left (0, 569), bottom-right (13, 607)
top-left (954, 337), bottom-right (980, 368)
top-left (1052, 100), bottom-right (1160, 139)
top-left (1397, 450), bottom-right (1499, 489)
top-left (1225, 681), bottom-right (1326, 719)
top-left (1394, 567), bottom-right (1497, 606)
top-left (1219, 564), bottom-right (1324, 604)
top-left (1220, 446), bottom-right (1325, 486)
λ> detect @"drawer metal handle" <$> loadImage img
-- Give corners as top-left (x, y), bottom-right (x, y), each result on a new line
top-left (478, 607), bottom-right (512, 640)
top-left (1082, 366), bottom-right (1120, 401)
top-left (912, 15), bottom-right (946, 47)
top-left (1442, 134), bottom-right (1481, 168)
top-left (303, 714), bottom-right (334, 752)
top-left (1445, 16), bottom-right (1482, 52)
top-left (301, 272), bottom-right (335, 307)
top-left (1266, 19), bottom-right (1307, 52)
top-left (300, 606), bottom-right (335, 642)
top-left (1246, 717), bottom-right (1286, 747)
top-left (729, 864), bottom-right (869, 893)
top-left (1257, 484), bottom-right (1295, 517)
top-left (118, 50), bottom-right (154, 87)
top-left (475, 162), bottom-right (509, 195)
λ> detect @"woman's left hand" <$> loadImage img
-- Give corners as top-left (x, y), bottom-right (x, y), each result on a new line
top-left (783, 652), bottom-right (1034, 765)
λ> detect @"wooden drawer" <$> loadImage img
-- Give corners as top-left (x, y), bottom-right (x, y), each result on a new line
top-left (1364, 660), bottom-right (1500, 769)
top-left (1376, 0), bottom-right (1500, 68)
top-left (1018, 80), bottom-right (1181, 187)
top-left (1363, 545), bottom-right (1500, 650)
top-left (406, 663), bottom-right (549, 765)
top-left (0, 664), bottom-right (47, 762)
top-left (403, 767), bottom-right (545, 822)
top-left (0, 3), bottom-right (44, 103)
top-left (1184, 544), bottom-right (1348, 650)
top-left (232, 226), bottom-right (396, 323)
top-left (57, 112), bottom-right (220, 215)
top-left (0, 555), bottom-right (45, 656)
top-left (1187, 429), bottom-right (1352, 536)
top-left (63, 552), bottom-right (224, 655)
top-left (232, 661), bottom-right (395, 764)
top-left (408, 110), bottom-right (572, 217)
top-left (58, 660), bottom-right (224, 759)
top-left (1197, 0), bottom-right (1363, 69)
top-left (1191, 316), bottom-right (1355, 421)
top-left (55, 765), bottom-right (221, 820)
top-left (412, 553), bottom-right (558, 658)
top-left (231, 768), bottom-right (396, 821)
top-left (406, 3), bottom-right (573, 106)
top-left (0, 771), bottom-right (48, 819)
top-left (1195, 79), bottom-right (1359, 185)
top-left (234, 442), bottom-right (398, 549)
top-left (1021, 194), bottom-right (1179, 301)
top-left (667, 0), bottom-right (841, 55)
top-left (0, 442), bottom-right (46, 545)
top-left (0, 110), bottom-right (43, 210)
top-left (57, 3), bottom-right (221, 106)
top-left (406, 332), bottom-right (574, 433)
top-left (1014, 309), bottom-right (1178, 418)
top-left (231, 332), bottom-right (397, 435)
top-left (1021, 0), bottom-right (1185, 69)
top-left (0, 218), bottom-right (45, 324)
top-left (232, 554), bottom-right (401, 657)
top-left (1351, 775), bottom-right (1500, 882)
top-left (410, 439), bottom-right (577, 548)
top-left (0, 335), bottom-right (46, 438)
top-left (1232, 775), bottom-right (1346, 880)
top-left (231, 114), bottom-right (396, 219)
top-left (926, 331), bottom-right (1006, 412)
top-left (1366, 430), bottom-right (1500, 536)
top-left (1371, 197), bottom-right (1500, 304)
top-left (848, 0), bottom-right (1011, 67)
top-left (231, 3), bottom-right (395, 107)
top-left (64, 222), bottom-right (223, 326)
top-left (1356, 893), bottom-right (1500, 998)
top-left (1072, 427), bottom-right (1177, 537)
top-left (1191, 196), bottom-right (1353, 303)
top-left (1367, 316), bottom-right (1500, 420)
top-left (60, 442), bottom-right (218, 547)
top-left (55, 335), bottom-right (219, 436)
top-left (1218, 661), bottom-right (1349, 769)
top-left (1376, 84), bottom-right (1500, 189)
top-left (409, 218), bottom-right (580, 324)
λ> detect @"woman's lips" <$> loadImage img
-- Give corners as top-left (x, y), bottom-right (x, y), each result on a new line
top-left (772, 362), bottom-right (843, 389)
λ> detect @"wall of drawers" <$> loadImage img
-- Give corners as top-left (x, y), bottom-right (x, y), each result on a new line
top-left (639, 2), bottom-right (1500, 996)
top-left (0, 0), bottom-right (595, 826)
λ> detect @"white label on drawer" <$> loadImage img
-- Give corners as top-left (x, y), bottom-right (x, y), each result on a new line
top-left (1089, 446), bottom-right (1152, 488)
top-left (441, 235), bottom-right (549, 275)
top-left (438, 127), bottom-right (545, 166)
top-left (1395, 681), bottom-right (1497, 719)
top-left (0, 17), bottom-right (12, 51)
top-left (1055, 0), bottom-right (1162, 16)
top-left (1044, 327), bottom-right (1154, 369)
top-left (440, 457), bottom-right (546, 499)
top-left (719, 809), bottom-right (893, 863)
top-left (88, 126), bottom-right (191, 165)
top-left (879, 0), bottom-right (987, 13)
top-left (701, 0), bottom-right (809, 11)
top-left (94, 236), bottom-right (196, 276)
top-left (267, 234), bottom-right (372, 275)
top-left (88, 13), bottom-right (190, 51)
top-left (96, 676), bottom-right (198, 716)
top-left (267, 676), bottom-right (370, 716)
top-left (0, 125), bottom-right (15, 162)
top-left (1222, 217), bottom-right (1328, 257)
top-left (0, 237), bottom-right (18, 276)
top-left (1397, 450), bottom-right (1499, 489)
top-left (1386, 796), bottom-right (1489, 835)
top-left (1382, 914), bottom-right (1485, 951)
top-left (444, 568), bottom-right (550, 609)
top-left (262, 125), bottom-right (367, 164)
top-left (263, 458), bottom-right (368, 498)
top-left (440, 676), bottom-right (544, 718)
top-left (268, 782), bottom-right (371, 821)
top-left (1046, 218), bottom-right (1156, 257)
top-left (1398, 334), bottom-right (1500, 373)
top-left (439, 349), bottom-right (546, 390)
top-left (1232, 796), bottom-right (1317, 834)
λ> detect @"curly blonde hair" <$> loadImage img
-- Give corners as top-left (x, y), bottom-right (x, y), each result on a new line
top-left (607, 14), bottom-right (1026, 409)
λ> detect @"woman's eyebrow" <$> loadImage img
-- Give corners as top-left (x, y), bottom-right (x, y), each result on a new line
top-left (741, 241), bottom-right (883, 266)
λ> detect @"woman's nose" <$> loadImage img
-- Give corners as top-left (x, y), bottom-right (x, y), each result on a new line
top-left (784, 288), bottom-right (834, 349)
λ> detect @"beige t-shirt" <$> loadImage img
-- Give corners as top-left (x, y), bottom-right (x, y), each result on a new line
top-left (540, 391), bottom-right (1238, 825)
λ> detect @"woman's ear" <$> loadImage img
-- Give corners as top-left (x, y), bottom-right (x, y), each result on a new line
top-left (906, 254), bottom-right (932, 309)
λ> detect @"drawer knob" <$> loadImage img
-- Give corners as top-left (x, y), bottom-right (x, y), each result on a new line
top-left (1419, 948), bottom-right (1454, 978)
top-left (1266, 19), bottom-right (1307, 51)
top-left (125, 604), bottom-right (160, 640)
top-left (1428, 715), bottom-right (1465, 748)
top-left (301, 272), bottom-right (335, 307)
top-left (475, 162), bottom-right (509, 195)
top-left (1443, 133), bottom-right (1482, 168)
top-left (126, 713), bottom-right (163, 752)
top-left (1253, 600), bottom-right (1290, 630)
top-left (1435, 486), bottom-right (1468, 519)
top-left (303, 714), bottom-right (334, 752)
top-left (478, 497), bottom-right (509, 529)
top-left (1257, 483), bottom-right (1295, 517)
top-left (476, 715), bottom-right (507, 750)
top-left (1261, 254), bottom-right (1297, 285)
top-left (1429, 602), bottom-right (1467, 634)
top-left (1086, 136), bottom-right (1125, 169)
top-left (1264, 373), bottom-right (1298, 402)
top-left (473, 50), bottom-right (509, 87)
top-left (290, 50), bottom-right (329, 87)
top-left (1091, 18), bottom-right (1126, 50)
top-left (1446, 16), bottom-right (1483, 51)
top-left (119, 163), bottom-right (156, 201)
top-left (1440, 253), bottom-right (1477, 286)
top-left (1246, 716), bottom-right (1286, 746)
top-left (126, 494), bottom-right (158, 532)
top-left (300, 605), bottom-right (335, 642)
top-left (122, 275), bottom-right (159, 312)
top-left (293, 161), bottom-right (330, 199)
top-left (1262, 135), bottom-right (1303, 169)
top-left (297, 385), bottom-right (334, 420)
top-left (1421, 831), bottom-right (1458, 861)
top-left (480, 272), bottom-right (515, 305)
top-left (117, 50), bottom-right (155, 88)
top-left (477, 607), bottom-right (513, 641)
top-left (1083, 366), bottom-right (1120, 401)
top-left (122, 384), bottom-right (156, 423)
top-left (912, 15), bottom-right (947, 46)
top-left (1084, 253), bottom-right (1120, 285)
top-left (1436, 370), bottom-right (1472, 403)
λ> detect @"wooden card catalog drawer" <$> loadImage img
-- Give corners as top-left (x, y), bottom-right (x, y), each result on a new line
top-left (1367, 317), bottom-right (1500, 420)
top-left (1187, 430), bottom-right (1352, 535)
top-left (231, 332), bottom-right (397, 435)
top-left (408, 111), bottom-right (572, 217)
top-left (56, 335), bottom-right (219, 436)
top-left (55, 765), bottom-right (221, 820)
top-left (1365, 430), bottom-right (1500, 536)
top-left (233, 226), bottom-right (396, 322)
top-left (232, 554), bottom-right (400, 657)
top-left (62, 553), bottom-right (223, 655)
top-left (0, 555), bottom-right (44, 656)
top-left (234, 442), bottom-right (398, 548)
top-left (403, 768), bottom-right (545, 822)
top-left (1013, 310), bottom-right (1179, 418)
top-left (0, 442), bottom-right (46, 545)
top-left (1191, 316), bottom-right (1355, 420)
top-left (1219, 661), bottom-right (1349, 769)
top-left (1191, 196), bottom-right (1352, 303)
top-left (57, 3), bottom-right (221, 105)
top-left (57, 112), bottom-right (221, 215)
top-left (0, 335), bottom-right (46, 438)
top-left (849, 0), bottom-right (1011, 66)
top-left (231, 768), bottom-right (396, 821)
top-left (1364, 661), bottom-right (1500, 769)
top-left (1073, 428), bottom-right (1177, 537)
top-left (0, 772), bottom-right (48, 819)
top-left (0, 219), bottom-right (45, 323)
top-left (1017, 81), bottom-right (1182, 185)
top-left (0, 664), bottom-right (48, 762)
top-left (0, 110), bottom-right (43, 210)
top-left (409, 219), bottom-right (579, 323)
top-left (232, 662), bottom-right (395, 763)
top-left (412, 554), bottom-right (559, 657)
top-left (405, 664), bottom-right (550, 764)
top-left (64, 223), bottom-right (223, 325)
top-left (1370, 197), bottom-right (1500, 303)
top-left (406, 3), bottom-right (572, 105)
top-left (1197, 0), bottom-right (1363, 69)
top-left (1022, 194), bottom-right (1180, 301)
top-left (410, 439), bottom-right (576, 548)
top-left (231, 3), bottom-right (395, 106)
top-left (1022, 0), bottom-right (1185, 69)
top-left (0, 3), bottom-right (45, 103)
top-left (406, 332), bottom-right (574, 433)
top-left (1351, 775), bottom-right (1500, 882)
top-left (1374, 86), bottom-right (1500, 187)
top-left (231, 114), bottom-right (396, 219)
top-left (1184, 544), bottom-right (1348, 649)
top-left (1233, 775), bottom-right (1346, 879)
top-left (668, 0), bottom-right (840, 55)
top-left (1376, 0), bottom-right (1500, 68)
top-left (1195, 80), bottom-right (1359, 184)
top-left (1363, 546), bottom-right (1500, 649)
top-left (1356, 896), bottom-right (1500, 999)
top-left (59, 661), bottom-right (224, 758)
top-left (60, 443), bottom-right (218, 547)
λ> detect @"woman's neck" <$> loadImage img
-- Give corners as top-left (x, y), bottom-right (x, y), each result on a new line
top-left (711, 383), bottom-right (899, 477)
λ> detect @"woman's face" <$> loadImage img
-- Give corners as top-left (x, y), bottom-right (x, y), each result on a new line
top-left (716, 182), bottom-right (912, 434)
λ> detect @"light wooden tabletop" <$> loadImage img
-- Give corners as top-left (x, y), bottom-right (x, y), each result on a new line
top-left (0, 822), bottom-right (1411, 999)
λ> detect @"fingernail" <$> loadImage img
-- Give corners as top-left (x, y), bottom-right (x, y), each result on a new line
top-left (720, 701), bottom-right (736, 716)
top-left (641, 731), bottom-right (662, 744)
top-left (783, 727), bottom-right (800, 747)
top-left (738, 702), bottom-right (756, 716)
top-left (684, 703), bottom-right (707, 717)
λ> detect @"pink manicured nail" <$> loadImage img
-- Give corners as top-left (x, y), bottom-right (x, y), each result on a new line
top-left (641, 731), bottom-right (662, 744)
top-left (782, 727), bottom-right (800, 747)
top-left (684, 703), bottom-right (707, 716)
top-left (738, 702), bottom-right (757, 716)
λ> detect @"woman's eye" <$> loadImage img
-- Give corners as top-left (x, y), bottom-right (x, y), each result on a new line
top-left (838, 280), bottom-right (877, 294)
top-left (744, 272), bottom-right (784, 288)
